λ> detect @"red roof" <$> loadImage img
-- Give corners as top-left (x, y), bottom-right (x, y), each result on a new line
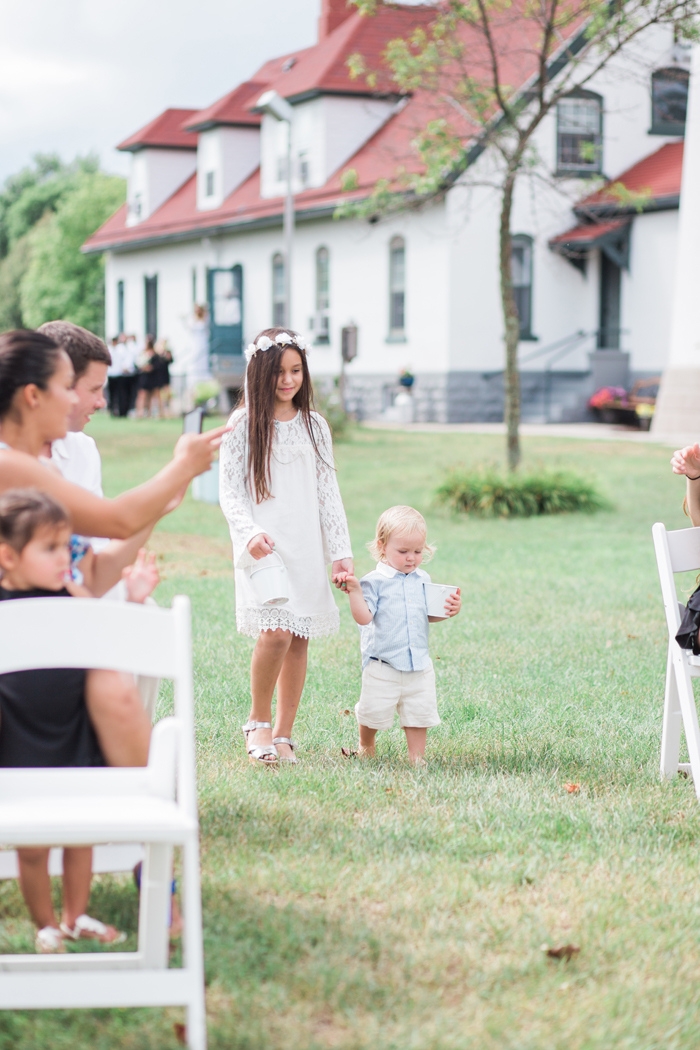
top-left (549, 218), bottom-right (628, 246)
top-left (87, 2), bottom-right (593, 253)
top-left (577, 141), bottom-right (683, 214)
top-left (117, 108), bottom-right (198, 152)
top-left (183, 82), bottom-right (266, 131)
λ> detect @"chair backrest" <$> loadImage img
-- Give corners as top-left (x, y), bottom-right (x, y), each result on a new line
top-left (652, 522), bottom-right (700, 635)
top-left (0, 595), bottom-right (196, 818)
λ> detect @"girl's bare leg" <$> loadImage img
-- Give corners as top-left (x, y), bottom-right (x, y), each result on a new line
top-left (135, 388), bottom-right (146, 418)
top-left (403, 727), bottom-right (427, 764)
top-left (273, 634), bottom-right (309, 758)
top-left (248, 629), bottom-right (293, 759)
top-left (61, 848), bottom-right (93, 928)
top-left (85, 670), bottom-right (151, 767)
top-left (17, 848), bottom-right (56, 929)
top-left (358, 725), bottom-right (378, 757)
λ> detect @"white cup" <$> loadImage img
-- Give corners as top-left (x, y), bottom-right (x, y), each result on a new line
top-left (424, 582), bottom-right (457, 618)
top-left (247, 551), bottom-right (290, 606)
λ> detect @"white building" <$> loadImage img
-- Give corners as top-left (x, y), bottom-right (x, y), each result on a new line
top-left (84, 0), bottom-right (691, 422)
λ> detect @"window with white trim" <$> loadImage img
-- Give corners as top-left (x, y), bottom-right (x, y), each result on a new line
top-left (651, 67), bottom-right (689, 135)
top-left (511, 235), bottom-right (533, 339)
top-left (556, 92), bottom-right (603, 175)
top-left (314, 246), bottom-right (330, 343)
top-left (272, 253), bottom-right (286, 326)
top-left (389, 236), bottom-right (405, 336)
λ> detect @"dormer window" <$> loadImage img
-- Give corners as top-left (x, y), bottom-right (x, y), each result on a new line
top-left (556, 91), bottom-right (603, 176)
top-left (205, 171), bottom-right (215, 197)
top-left (650, 67), bottom-right (689, 135)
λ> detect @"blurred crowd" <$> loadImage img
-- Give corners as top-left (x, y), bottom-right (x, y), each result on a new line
top-left (107, 334), bottom-right (173, 419)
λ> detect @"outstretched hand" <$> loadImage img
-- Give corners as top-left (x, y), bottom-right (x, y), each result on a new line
top-left (174, 423), bottom-right (231, 479)
top-left (123, 548), bottom-right (160, 604)
top-left (671, 444), bottom-right (700, 478)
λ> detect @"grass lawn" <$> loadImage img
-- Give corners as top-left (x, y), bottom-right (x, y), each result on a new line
top-left (1, 417), bottom-right (699, 1050)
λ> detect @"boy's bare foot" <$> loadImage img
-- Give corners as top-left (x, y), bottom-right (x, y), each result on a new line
top-left (409, 754), bottom-right (427, 767)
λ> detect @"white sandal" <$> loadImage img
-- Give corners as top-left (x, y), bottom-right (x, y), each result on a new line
top-left (242, 721), bottom-right (278, 764)
top-left (36, 925), bottom-right (65, 954)
top-left (60, 914), bottom-right (126, 945)
top-left (273, 736), bottom-right (298, 764)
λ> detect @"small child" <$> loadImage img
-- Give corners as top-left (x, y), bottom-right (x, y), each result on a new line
top-left (0, 488), bottom-right (158, 953)
top-left (340, 506), bottom-right (461, 764)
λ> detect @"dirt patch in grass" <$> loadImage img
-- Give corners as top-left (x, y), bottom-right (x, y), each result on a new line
top-left (148, 531), bottom-right (232, 580)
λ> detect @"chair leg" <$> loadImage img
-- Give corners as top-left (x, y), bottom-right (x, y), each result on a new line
top-left (182, 835), bottom-right (207, 1049)
top-left (672, 651), bottom-right (700, 802)
top-left (661, 647), bottom-right (683, 779)
top-left (138, 843), bottom-right (172, 969)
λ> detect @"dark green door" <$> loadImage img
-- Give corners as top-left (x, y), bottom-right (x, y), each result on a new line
top-left (207, 266), bottom-right (243, 357)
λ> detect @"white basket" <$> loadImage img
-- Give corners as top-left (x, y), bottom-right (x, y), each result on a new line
top-left (424, 581), bottom-right (457, 619)
top-left (247, 551), bottom-right (290, 606)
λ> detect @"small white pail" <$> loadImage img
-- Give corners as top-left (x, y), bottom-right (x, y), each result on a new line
top-left (424, 582), bottom-right (457, 619)
top-left (247, 551), bottom-right (290, 606)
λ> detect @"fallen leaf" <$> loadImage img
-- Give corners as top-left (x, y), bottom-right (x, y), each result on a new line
top-left (341, 747), bottom-right (358, 758)
top-left (543, 943), bottom-right (580, 961)
top-left (564, 782), bottom-right (580, 794)
top-left (627, 633), bottom-right (638, 640)
top-left (173, 1023), bottom-right (187, 1045)
top-left (342, 709), bottom-right (351, 716)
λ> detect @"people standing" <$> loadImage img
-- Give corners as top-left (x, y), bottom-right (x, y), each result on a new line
top-left (219, 328), bottom-right (353, 764)
top-left (135, 336), bottom-right (157, 419)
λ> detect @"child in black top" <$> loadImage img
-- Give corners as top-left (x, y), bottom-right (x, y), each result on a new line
top-left (0, 488), bottom-right (158, 953)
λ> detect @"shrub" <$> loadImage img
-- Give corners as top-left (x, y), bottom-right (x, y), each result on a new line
top-left (436, 467), bottom-right (609, 518)
top-left (315, 387), bottom-right (352, 441)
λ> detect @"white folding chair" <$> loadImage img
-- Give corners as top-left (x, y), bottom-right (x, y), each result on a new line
top-left (652, 522), bottom-right (700, 798)
top-left (0, 595), bottom-right (206, 1049)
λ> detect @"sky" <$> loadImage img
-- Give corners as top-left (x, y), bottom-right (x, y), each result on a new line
top-left (0, 0), bottom-right (320, 183)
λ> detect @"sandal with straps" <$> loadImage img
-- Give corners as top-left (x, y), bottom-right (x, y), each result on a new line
top-left (59, 914), bottom-right (126, 945)
top-left (242, 720), bottom-right (278, 765)
top-left (273, 736), bottom-right (298, 764)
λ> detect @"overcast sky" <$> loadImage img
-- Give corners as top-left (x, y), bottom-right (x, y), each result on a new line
top-left (0, 0), bottom-right (320, 183)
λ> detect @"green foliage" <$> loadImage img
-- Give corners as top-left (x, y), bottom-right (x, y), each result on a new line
top-left (608, 180), bottom-right (654, 213)
top-left (436, 466), bottom-right (609, 517)
top-left (0, 232), bottom-right (33, 331)
top-left (19, 172), bottom-right (125, 336)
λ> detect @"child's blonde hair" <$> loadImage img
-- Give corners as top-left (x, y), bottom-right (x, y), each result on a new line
top-left (368, 505), bottom-right (435, 562)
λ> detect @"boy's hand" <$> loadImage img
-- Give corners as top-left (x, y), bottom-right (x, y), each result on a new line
top-left (123, 549), bottom-right (160, 604)
top-left (444, 587), bottom-right (461, 617)
top-left (337, 572), bottom-right (361, 595)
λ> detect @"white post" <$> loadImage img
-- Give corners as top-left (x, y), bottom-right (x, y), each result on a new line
top-left (284, 122), bottom-right (294, 329)
top-left (653, 46), bottom-right (700, 436)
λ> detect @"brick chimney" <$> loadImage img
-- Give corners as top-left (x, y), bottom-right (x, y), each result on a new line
top-left (318, 0), bottom-right (353, 40)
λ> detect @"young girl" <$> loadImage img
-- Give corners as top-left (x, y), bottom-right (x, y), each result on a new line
top-left (0, 488), bottom-right (158, 953)
top-left (219, 328), bottom-right (353, 764)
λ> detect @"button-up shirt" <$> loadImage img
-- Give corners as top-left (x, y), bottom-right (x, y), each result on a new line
top-left (359, 561), bottom-right (431, 671)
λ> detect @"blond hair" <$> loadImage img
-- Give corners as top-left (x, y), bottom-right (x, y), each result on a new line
top-left (368, 505), bottom-right (435, 562)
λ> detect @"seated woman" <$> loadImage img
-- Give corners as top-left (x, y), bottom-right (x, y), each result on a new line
top-left (0, 329), bottom-right (227, 763)
top-left (0, 489), bottom-right (159, 953)
top-left (672, 444), bottom-right (700, 525)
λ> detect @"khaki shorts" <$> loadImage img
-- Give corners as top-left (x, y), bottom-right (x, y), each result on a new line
top-left (356, 658), bottom-right (440, 730)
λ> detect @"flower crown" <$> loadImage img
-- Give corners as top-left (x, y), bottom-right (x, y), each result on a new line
top-left (244, 332), bottom-right (309, 363)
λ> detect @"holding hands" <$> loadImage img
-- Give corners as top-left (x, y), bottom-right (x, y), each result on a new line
top-left (671, 444), bottom-right (700, 479)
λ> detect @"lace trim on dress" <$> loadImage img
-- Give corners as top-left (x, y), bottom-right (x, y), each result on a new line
top-left (236, 605), bottom-right (340, 640)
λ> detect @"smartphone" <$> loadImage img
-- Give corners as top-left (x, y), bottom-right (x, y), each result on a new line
top-left (182, 406), bottom-right (204, 435)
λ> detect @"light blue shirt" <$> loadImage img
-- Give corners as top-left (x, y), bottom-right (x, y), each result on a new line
top-left (359, 561), bottom-right (432, 671)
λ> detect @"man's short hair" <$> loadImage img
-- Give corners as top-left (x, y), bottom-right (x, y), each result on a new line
top-left (37, 321), bottom-right (111, 380)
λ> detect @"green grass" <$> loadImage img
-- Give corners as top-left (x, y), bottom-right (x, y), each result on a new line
top-left (1, 417), bottom-right (699, 1049)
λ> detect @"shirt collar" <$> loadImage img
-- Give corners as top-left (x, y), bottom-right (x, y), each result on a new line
top-left (51, 438), bottom-right (68, 461)
top-left (375, 561), bottom-right (425, 579)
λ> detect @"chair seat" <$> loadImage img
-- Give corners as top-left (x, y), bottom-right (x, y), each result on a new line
top-left (0, 795), bottom-right (197, 847)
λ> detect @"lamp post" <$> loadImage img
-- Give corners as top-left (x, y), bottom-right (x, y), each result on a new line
top-left (255, 89), bottom-right (295, 328)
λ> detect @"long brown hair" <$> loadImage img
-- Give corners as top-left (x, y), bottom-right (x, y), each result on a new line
top-left (239, 327), bottom-right (321, 503)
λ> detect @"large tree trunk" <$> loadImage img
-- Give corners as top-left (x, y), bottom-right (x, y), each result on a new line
top-left (499, 172), bottom-right (521, 471)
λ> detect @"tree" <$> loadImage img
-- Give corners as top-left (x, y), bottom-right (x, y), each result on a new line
top-left (19, 172), bottom-right (125, 336)
top-left (343, 0), bottom-right (700, 469)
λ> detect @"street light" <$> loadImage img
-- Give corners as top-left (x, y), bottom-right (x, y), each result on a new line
top-left (255, 89), bottom-right (295, 328)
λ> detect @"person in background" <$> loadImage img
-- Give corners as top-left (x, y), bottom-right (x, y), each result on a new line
top-left (106, 337), bottom-right (121, 417)
top-left (135, 335), bottom-right (158, 419)
top-left (153, 339), bottom-right (173, 418)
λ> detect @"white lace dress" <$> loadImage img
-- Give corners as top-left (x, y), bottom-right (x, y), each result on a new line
top-left (219, 409), bottom-right (353, 639)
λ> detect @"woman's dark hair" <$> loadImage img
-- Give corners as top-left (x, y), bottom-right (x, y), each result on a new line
top-left (0, 488), bottom-right (70, 553)
top-left (239, 327), bottom-right (320, 503)
top-left (0, 330), bottom-right (64, 420)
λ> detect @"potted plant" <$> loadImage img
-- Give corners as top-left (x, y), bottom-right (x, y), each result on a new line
top-left (399, 368), bottom-right (414, 389)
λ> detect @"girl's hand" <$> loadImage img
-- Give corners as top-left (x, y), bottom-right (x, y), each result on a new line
top-left (248, 533), bottom-right (275, 560)
top-left (332, 558), bottom-right (354, 589)
top-left (671, 444), bottom-right (700, 478)
top-left (444, 587), bottom-right (461, 617)
top-left (123, 549), bottom-right (160, 604)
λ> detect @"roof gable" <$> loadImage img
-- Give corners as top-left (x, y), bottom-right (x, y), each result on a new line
top-left (117, 108), bottom-right (198, 152)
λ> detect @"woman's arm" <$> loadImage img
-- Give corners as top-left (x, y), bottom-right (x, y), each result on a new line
top-left (82, 524), bottom-right (155, 597)
top-left (0, 426), bottom-right (227, 538)
top-left (671, 444), bottom-right (700, 526)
